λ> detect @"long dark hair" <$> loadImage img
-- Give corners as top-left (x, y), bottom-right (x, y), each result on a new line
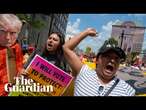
top-left (42, 32), bottom-right (66, 70)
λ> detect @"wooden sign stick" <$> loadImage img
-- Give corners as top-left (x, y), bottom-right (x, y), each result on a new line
top-left (6, 47), bottom-right (17, 84)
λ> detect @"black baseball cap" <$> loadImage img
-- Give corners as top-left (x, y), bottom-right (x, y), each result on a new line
top-left (97, 42), bottom-right (126, 62)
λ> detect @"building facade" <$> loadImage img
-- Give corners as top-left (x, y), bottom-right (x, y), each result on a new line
top-left (49, 14), bottom-right (69, 37)
top-left (111, 21), bottom-right (145, 54)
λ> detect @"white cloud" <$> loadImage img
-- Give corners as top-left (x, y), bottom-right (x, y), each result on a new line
top-left (78, 37), bottom-right (100, 53)
top-left (65, 18), bottom-right (122, 54)
top-left (78, 20), bottom-right (121, 54)
top-left (94, 20), bottom-right (121, 51)
top-left (102, 20), bottom-right (120, 34)
top-left (65, 18), bottom-right (81, 41)
top-left (100, 20), bottom-right (120, 39)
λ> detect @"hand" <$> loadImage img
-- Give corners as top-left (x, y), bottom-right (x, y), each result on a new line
top-left (19, 68), bottom-right (27, 75)
top-left (84, 28), bottom-right (98, 37)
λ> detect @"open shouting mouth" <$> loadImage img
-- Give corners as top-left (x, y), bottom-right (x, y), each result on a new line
top-left (48, 43), bottom-right (53, 47)
top-left (105, 63), bottom-right (115, 75)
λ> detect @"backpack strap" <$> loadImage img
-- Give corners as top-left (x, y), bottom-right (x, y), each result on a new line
top-left (104, 78), bottom-right (120, 96)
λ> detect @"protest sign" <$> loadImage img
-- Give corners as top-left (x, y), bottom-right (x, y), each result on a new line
top-left (9, 54), bottom-right (73, 96)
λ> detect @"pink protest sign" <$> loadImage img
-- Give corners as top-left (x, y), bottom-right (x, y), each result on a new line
top-left (25, 54), bottom-right (73, 96)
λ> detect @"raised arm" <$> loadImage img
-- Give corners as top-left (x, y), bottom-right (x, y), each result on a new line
top-left (63, 28), bottom-right (97, 76)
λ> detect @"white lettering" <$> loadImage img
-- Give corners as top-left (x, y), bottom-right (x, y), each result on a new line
top-left (4, 83), bottom-right (12, 92)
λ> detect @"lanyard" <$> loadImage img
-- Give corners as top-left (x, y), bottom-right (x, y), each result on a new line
top-left (104, 78), bottom-right (119, 96)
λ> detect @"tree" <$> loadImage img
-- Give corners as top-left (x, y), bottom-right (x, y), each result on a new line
top-left (16, 14), bottom-right (30, 21)
top-left (85, 46), bottom-right (92, 55)
top-left (126, 52), bottom-right (139, 65)
top-left (16, 14), bottom-right (47, 48)
top-left (131, 52), bottom-right (139, 61)
top-left (106, 37), bottom-right (118, 46)
top-left (103, 37), bottom-right (118, 48)
top-left (16, 14), bottom-right (45, 29)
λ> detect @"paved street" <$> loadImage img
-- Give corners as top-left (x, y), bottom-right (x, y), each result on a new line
top-left (117, 67), bottom-right (146, 95)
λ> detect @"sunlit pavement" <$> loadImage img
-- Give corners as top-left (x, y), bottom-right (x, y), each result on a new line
top-left (117, 66), bottom-right (146, 96)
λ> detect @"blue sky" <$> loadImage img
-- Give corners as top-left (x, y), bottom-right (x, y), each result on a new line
top-left (65, 14), bottom-right (146, 54)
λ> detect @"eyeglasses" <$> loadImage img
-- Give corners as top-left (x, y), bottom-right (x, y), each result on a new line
top-left (0, 28), bottom-right (18, 36)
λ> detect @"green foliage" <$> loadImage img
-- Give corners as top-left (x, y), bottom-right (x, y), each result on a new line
top-left (16, 14), bottom-right (45, 29)
top-left (126, 52), bottom-right (139, 65)
top-left (85, 46), bottom-right (92, 54)
top-left (107, 37), bottom-right (118, 46)
top-left (16, 14), bottom-right (31, 23)
top-left (131, 52), bottom-right (139, 61)
top-left (30, 20), bottom-right (46, 29)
